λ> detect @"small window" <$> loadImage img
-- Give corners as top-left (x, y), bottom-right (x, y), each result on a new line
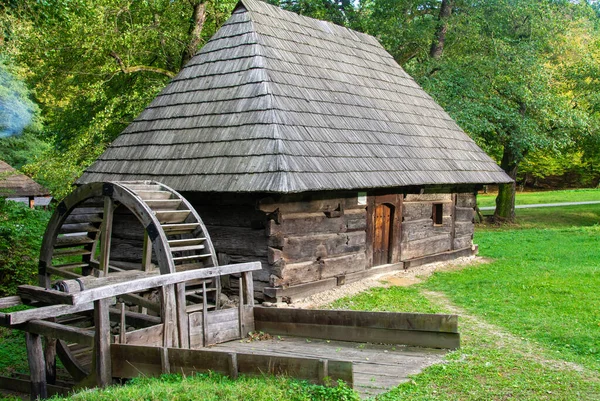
top-left (432, 203), bottom-right (443, 226)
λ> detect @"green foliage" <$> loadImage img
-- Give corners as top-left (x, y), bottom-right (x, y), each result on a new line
top-left (0, 199), bottom-right (51, 295)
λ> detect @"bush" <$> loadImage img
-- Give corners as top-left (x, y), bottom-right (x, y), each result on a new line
top-left (0, 199), bottom-right (51, 295)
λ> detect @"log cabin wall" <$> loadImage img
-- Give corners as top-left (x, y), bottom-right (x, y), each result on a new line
top-left (400, 192), bottom-right (476, 261)
top-left (258, 192), bottom-right (368, 288)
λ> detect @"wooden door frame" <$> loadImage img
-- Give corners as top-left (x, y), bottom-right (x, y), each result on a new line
top-left (366, 194), bottom-right (402, 267)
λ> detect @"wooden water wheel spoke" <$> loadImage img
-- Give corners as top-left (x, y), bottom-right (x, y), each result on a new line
top-left (37, 181), bottom-right (220, 385)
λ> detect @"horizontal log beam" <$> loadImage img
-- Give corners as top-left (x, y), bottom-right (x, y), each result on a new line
top-left (68, 262), bottom-right (262, 305)
top-left (25, 319), bottom-right (94, 347)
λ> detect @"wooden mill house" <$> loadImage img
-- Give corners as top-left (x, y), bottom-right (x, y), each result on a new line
top-left (79, 0), bottom-right (512, 301)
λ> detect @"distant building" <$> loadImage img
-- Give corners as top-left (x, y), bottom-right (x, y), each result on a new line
top-left (0, 160), bottom-right (51, 208)
top-left (79, 0), bottom-right (512, 300)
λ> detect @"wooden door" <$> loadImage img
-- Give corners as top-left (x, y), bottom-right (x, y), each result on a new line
top-left (373, 204), bottom-right (393, 266)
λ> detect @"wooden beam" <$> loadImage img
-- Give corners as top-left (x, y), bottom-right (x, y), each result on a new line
top-left (25, 320), bottom-right (94, 347)
top-left (68, 262), bottom-right (261, 305)
top-left (44, 338), bottom-right (57, 385)
top-left (17, 285), bottom-right (72, 305)
top-left (2, 300), bottom-right (111, 326)
top-left (0, 376), bottom-right (70, 398)
top-left (0, 295), bottom-right (22, 309)
top-left (25, 332), bottom-right (47, 400)
top-left (254, 308), bottom-right (458, 333)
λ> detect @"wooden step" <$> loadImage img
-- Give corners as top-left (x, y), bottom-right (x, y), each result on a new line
top-left (170, 244), bottom-right (206, 253)
top-left (53, 249), bottom-right (92, 257)
top-left (145, 199), bottom-right (182, 210)
top-left (185, 287), bottom-right (217, 296)
top-left (54, 235), bottom-right (95, 248)
top-left (162, 223), bottom-right (200, 234)
top-left (59, 223), bottom-right (100, 235)
top-left (168, 238), bottom-right (206, 248)
top-left (172, 254), bottom-right (212, 263)
top-left (134, 190), bottom-right (172, 200)
top-left (154, 210), bottom-right (190, 224)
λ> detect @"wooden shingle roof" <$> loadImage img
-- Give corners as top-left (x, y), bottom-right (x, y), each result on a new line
top-left (0, 160), bottom-right (49, 197)
top-left (79, 0), bottom-right (512, 193)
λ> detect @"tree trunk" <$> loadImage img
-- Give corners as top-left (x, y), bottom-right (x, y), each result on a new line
top-left (181, 0), bottom-right (207, 69)
top-left (429, 0), bottom-right (452, 59)
top-left (494, 147), bottom-right (518, 223)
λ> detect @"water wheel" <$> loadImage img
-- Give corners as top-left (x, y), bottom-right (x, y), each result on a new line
top-left (38, 181), bottom-right (219, 383)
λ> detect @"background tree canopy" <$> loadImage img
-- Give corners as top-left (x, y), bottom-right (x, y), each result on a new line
top-left (1, 0), bottom-right (599, 218)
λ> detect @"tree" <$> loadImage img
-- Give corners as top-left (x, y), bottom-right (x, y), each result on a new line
top-left (0, 0), bottom-right (237, 198)
top-left (402, 0), bottom-right (599, 221)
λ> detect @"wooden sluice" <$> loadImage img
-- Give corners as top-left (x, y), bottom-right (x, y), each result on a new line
top-left (0, 181), bottom-right (460, 400)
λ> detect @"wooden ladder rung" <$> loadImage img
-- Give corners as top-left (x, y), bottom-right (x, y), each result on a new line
top-left (154, 210), bottom-right (190, 224)
top-left (52, 262), bottom-right (89, 270)
top-left (135, 190), bottom-right (172, 200)
top-left (53, 249), bottom-right (92, 257)
top-left (172, 254), bottom-right (212, 263)
top-left (185, 287), bottom-right (217, 296)
top-left (59, 223), bottom-right (100, 234)
top-left (168, 238), bottom-right (205, 247)
top-left (171, 244), bottom-right (206, 253)
top-left (122, 184), bottom-right (163, 191)
top-left (144, 199), bottom-right (182, 210)
top-left (162, 223), bottom-right (200, 234)
top-left (54, 235), bottom-right (95, 248)
top-left (64, 214), bottom-right (103, 224)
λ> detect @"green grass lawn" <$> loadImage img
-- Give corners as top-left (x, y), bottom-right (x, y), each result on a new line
top-left (2, 191), bottom-right (600, 400)
top-left (477, 188), bottom-right (600, 208)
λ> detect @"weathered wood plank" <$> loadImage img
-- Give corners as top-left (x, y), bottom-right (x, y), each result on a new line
top-left (259, 194), bottom-right (363, 214)
top-left (454, 221), bottom-right (474, 237)
top-left (168, 347), bottom-right (231, 375)
top-left (25, 320), bottom-right (94, 347)
top-left (0, 295), bottom-right (22, 309)
top-left (0, 376), bottom-right (70, 398)
top-left (276, 253), bottom-right (367, 287)
top-left (267, 209), bottom-right (366, 236)
top-left (17, 285), bottom-right (73, 305)
top-left (254, 321), bottom-right (460, 349)
top-left (404, 193), bottom-right (452, 202)
top-left (63, 262), bottom-right (261, 305)
top-left (111, 344), bottom-right (162, 378)
top-left (453, 235), bottom-right (473, 250)
top-left (121, 324), bottom-right (164, 346)
top-left (254, 308), bottom-right (458, 333)
top-left (400, 234), bottom-right (452, 261)
top-left (282, 232), bottom-right (365, 263)
top-left (2, 300), bottom-right (109, 326)
top-left (263, 278), bottom-right (338, 302)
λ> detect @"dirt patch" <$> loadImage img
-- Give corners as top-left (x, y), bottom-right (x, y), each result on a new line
top-left (292, 255), bottom-right (489, 309)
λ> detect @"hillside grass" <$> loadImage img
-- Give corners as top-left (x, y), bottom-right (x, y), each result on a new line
top-left (477, 187), bottom-right (600, 208)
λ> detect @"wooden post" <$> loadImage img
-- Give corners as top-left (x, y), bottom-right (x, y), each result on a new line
top-left (160, 285), bottom-right (178, 348)
top-left (100, 196), bottom-right (114, 277)
top-left (139, 232), bottom-right (152, 314)
top-left (242, 272), bottom-right (254, 307)
top-left (175, 283), bottom-right (189, 349)
top-left (318, 359), bottom-right (328, 384)
top-left (202, 282), bottom-right (208, 347)
top-left (228, 353), bottom-right (238, 379)
top-left (450, 193), bottom-right (457, 250)
top-left (43, 338), bottom-right (57, 385)
top-left (94, 298), bottom-right (111, 388)
top-left (238, 276), bottom-right (245, 337)
top-left (25, 332), bottom-right (47, 400)
top-left (119, 303), bottom-right (127, 344)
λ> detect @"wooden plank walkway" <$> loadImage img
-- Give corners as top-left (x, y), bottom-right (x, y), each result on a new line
top-left (212, 336), bottom-right (447, 398)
